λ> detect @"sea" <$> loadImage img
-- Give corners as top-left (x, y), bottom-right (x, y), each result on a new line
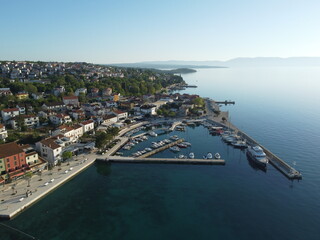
top-left (1, 67), bottom-right (320, 240)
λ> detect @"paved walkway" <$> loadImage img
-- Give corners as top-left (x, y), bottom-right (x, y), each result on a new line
top-left (0, 152), bottom-right (100, 219)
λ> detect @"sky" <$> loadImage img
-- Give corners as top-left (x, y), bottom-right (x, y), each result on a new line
top-left (1, 0), bottom-right (320, 63)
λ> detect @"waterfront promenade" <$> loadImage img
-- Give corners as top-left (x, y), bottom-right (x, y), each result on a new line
top-left (0, 153), bottom-right (97, 219)
top-left (0, 122), bottom-right (148, 219)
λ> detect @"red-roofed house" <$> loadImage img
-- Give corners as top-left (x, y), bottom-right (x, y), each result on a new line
top-left (102, 114), bottom-right (118, 126)
top-left (81, 120), bottom-right (94, 132)
top-left (36, 137), bottom-right (62, 165)
top-left (63, 96), bottom-right (79, 107)
top-left (112, 109), bottom-right (128, 121)
top-left (1, 108), bottom-right (20, 122)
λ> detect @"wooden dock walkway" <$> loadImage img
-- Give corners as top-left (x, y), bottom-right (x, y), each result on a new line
top-left (138, 139), bottom-right (184, 158)
top-left (101, 156), bottom-right (225, 165)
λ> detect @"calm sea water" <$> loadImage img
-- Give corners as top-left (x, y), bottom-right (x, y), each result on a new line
top-left (1, 67), bottom-right (320, 240)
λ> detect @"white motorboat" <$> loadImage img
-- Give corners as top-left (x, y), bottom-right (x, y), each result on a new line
top-left (148, 131), bottom-right (158, 137)
top-left (189, 152), bottom-right (195, 159)
top-left (170, 146), bottom-right (180, 152)
top-left (247, 145), bottom-right (268, 167)
top-left (214, 153), bottom-right (221, 159)
top-left (206, 152), bottom-right (213, 159)
top-left (232, 140), bottom-right (248, 149)
top-left (178, 154), bottom-right (186, 159)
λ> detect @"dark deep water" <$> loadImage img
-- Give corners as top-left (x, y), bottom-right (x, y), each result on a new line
top-left (1, 67), bottom-right (320, 240)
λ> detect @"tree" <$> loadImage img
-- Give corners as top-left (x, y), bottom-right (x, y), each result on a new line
top-left (62, 151), bottom-right (72, 160)
top-left (95, 131), bottom-right (112, 149)
top-left (193, 97), bottom-right (205, 107)
top-left (25, 172), bottom-right (33, 187)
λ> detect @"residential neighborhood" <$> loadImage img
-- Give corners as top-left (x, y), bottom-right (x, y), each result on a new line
top-left (0, 61), bottom-right (205, 184)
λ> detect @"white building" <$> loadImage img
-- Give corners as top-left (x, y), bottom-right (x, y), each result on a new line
top-left (111, 110), bottom-right (128, 121)
top-left (0, 124), bottom-right (8, 141)
top-left (63, 96), bottom-right (79, 107)
top-left (10, 115), bottom-right (40, 129)
top-left (52, 124), bottom-right (83, 143)
top-left (49, 114), bottom-right (72, 125)
top-left (1, 108), bottom-right (20, 122)
top-left (36, 137), bottom-right (62, 165)
top-left (140, 105), bottom-right (157, 115)
top-left (75, 88), bottom-right (87, 96)
top-left (102, 114), bottom-right (118, 126)
top-left (81, 120), bottom-right (94, 133)
top-left (42, 102), bottom-right (65, 111)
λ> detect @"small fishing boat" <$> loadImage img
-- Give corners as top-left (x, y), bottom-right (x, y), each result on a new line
top-left (214, 153), bottom-right (221, 159)
top-left (189, 152), bottom-right (195, 159)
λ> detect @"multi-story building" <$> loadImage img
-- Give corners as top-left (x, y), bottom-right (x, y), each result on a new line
top-left (1, 108), bottom-right (20, 122)
top-left (111, 109), bottom-right (128, 121)
top-left (36, 137), bottom-right (62, 165)
top-left (102, 114), bottom-right (118, 126)
top-left (49, 114), bottom-right (72, 125)
top-left (0, 142), bottom-right (26, 173)
top-left (42, 102), bottom-right (65, 111)
top-left (0, 88), bottom-right (12, 96)
top-left (0, 124), bottom-right (8, 141)
top-left (63, 96), bottom-right (79, 107)
top-left (81, 120), bottom-right (94, 133)
top-left (10, 115), bottom-right (40, 129)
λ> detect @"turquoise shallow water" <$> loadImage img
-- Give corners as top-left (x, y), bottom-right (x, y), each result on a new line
top-left (1, 67), bottom-right (320, 240)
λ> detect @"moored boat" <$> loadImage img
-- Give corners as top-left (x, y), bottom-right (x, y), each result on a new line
top-left (170, 146), bottom-right (180, 152)
top-left (214, 153), bottom-right (221, 159)
top-left (246, 145), bottom-right (268, 168)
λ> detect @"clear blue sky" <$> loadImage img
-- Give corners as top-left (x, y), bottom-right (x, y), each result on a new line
top-left (1, 0), bottom-right (320, 63)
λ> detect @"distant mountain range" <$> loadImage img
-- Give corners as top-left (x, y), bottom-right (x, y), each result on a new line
top-left (107, 57), bottom-right (320, 68)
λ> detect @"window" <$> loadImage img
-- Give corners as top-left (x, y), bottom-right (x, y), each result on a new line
top-left (14, 156), bottom-right (16, 160)
top-left (14, 161), bottom-right (17, 166)
top-left (6, 158), bottom-right (9, 163)
top-left (27, 157), bottom-right (29, 160)
top-left (7, 164), bottom-right (10, 168)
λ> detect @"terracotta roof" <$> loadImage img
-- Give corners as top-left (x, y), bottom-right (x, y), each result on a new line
top-left (2, 108), bottom-right (19, 112)
top-left (81, 120), bottom-right (94, 125)
top-left (113, 109), bottom-right (126, 114)
top-left (0, 142), bottom-right (24, 158)
top-left (63, 96), bottom-right (78, 100)
top-left (45, 102), bottom-right (64, 107)
top-left (40, 138), bottom-right (61, 149)
top-left (104, 114), bottom-right (117, 120)
top-left (73, 124), bottom-right (83, 129)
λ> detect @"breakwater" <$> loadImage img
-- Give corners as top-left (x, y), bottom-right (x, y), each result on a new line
top-left (205, 99), bottom-right (301, 179)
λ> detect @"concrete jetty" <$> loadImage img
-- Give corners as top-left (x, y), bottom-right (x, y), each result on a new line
top-left (101, 156), bottom-right (225, 165)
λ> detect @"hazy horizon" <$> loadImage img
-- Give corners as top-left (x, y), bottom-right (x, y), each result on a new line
top-left (1, 0), bottom-right (320, 63)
